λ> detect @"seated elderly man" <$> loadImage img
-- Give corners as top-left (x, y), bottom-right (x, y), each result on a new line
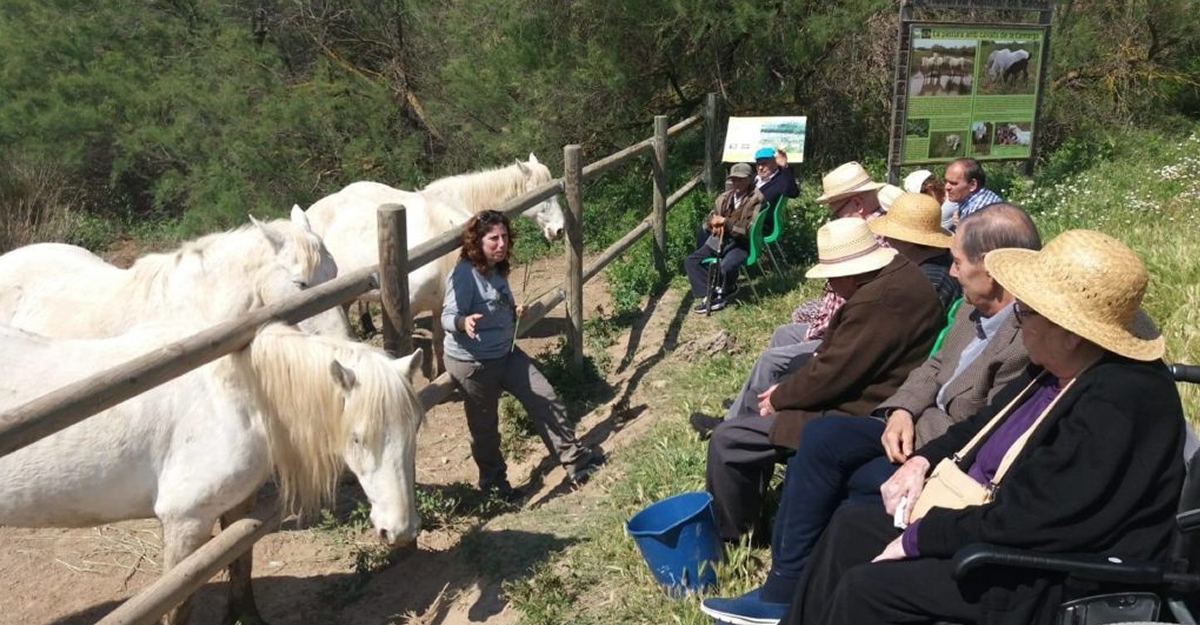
top-left (704, 217), bottom-right (943, 542)
top-left (782, 230), bottom-right (1185, 625)
top-left (701, 204), bottom-right (1040, 625)
top-left (684, 162), bottom-right (763, 313)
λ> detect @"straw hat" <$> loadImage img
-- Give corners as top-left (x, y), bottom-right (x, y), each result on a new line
top-left (815, 162), bottom-right (885, 204)
top-left (869, 192), bottom-right (952, 248)
top-left (805, 218), bottom-right (899, 279)
top-left (903, 169), bottom-right (934, 193)
top-left (984, 230), bottom-right (1164, 361)
top-left (876, 184), bottom-right (905, 212)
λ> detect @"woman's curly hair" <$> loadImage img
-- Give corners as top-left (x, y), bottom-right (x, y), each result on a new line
top-left (460, 210), bottom-right (514, 277)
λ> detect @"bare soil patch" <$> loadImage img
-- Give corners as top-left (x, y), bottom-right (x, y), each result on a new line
top-left (0, 252), bottom-right (703, 625)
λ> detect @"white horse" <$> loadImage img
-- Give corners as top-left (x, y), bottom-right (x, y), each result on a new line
top-left (305, 154), bottom-right (566, 361)
top-left (0, 323), bottom-right (425, 624)
top-left (985, 48), bottom-right (1031, 83)
top-left (0, 206), bottom-right (351, 339)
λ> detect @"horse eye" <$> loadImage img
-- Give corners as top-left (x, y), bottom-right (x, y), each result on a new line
top-left (293, 280), bottom-right (309, 289)
top-left (351, 433), bottom-right (362, 446)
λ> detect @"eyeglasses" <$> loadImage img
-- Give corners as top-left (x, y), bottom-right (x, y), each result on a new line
top-left (1013, 301), bottom-right (1040, 326)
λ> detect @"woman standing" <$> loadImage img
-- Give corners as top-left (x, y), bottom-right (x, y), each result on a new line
top-left (441, 210), bottom-right (601, 499)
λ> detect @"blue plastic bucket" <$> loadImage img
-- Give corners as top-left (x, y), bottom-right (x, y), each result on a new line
top-left (626, 491), bottom-right (723, 595)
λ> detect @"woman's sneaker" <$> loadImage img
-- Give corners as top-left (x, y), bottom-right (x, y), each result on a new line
top-left (566, 449), bottom-right (605, 486)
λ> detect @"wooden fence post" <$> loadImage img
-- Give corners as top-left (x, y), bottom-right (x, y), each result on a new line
top-left (563, 145), bottom-right (584, 369)
top-left (377, 204), bottom-right (413, 358)
top-left (705, 92), bottom-right (718, 193)
top-left (652, 115), bottom-right (669, 276)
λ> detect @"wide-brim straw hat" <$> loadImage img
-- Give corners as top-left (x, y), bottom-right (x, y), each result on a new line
top-left (984, 229), bottom-right (1164, 361)
top-left (903, 169), bottom-right (934, 193)
top-left (876, 184), bottom-right (905, 212)
top-left (805, 218), bottom-right (899, 279)
top-left (869, 192), bottom-right (952, 248)
top-left (815, 162), bottom-right (885, 204)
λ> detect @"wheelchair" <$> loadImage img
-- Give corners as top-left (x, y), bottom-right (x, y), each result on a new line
top-left (952, 364), bottom-right (1200, 625)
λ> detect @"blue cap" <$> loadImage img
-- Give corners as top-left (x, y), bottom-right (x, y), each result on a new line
top-left (754, 147), bottom-right (775, 160)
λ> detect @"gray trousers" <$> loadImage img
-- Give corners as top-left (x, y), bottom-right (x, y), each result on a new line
top-left (445, 348), bottom-right (587, 488)
top-left (723, 323), bottom-right (822, 421)
top-left (706, 414), bottom-right (789, 540)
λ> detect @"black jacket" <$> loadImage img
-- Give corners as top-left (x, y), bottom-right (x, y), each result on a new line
top-left (915, 356), bottom-right (1186, 625)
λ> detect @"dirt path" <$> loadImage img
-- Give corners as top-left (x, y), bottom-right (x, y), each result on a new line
top-left (0, 253), bottom-right (696, 625)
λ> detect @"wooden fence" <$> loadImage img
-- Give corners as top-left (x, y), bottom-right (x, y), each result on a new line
top-left (0, 93), bottom-right (720, 625)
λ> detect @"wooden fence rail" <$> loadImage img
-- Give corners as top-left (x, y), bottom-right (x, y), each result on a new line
top-left (0, 95), bottom-right (719, 625)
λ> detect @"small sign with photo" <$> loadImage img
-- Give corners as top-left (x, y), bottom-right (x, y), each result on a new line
top-left (722, 116), bottom-right (807, 163)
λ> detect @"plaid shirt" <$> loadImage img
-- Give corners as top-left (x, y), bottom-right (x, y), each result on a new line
top-left (801, 232), bottom-right (891, 341)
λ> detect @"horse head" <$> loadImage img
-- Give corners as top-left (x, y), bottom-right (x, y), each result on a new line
top-left (330, 346), bottom-right (425, 547)
top-left (518, 153), bottom-right (566, 242)
top-left (250, 207), bottom-right (339, 289)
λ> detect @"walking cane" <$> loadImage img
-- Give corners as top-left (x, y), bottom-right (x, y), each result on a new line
top-left (704, 227), bottom-right (726, 317)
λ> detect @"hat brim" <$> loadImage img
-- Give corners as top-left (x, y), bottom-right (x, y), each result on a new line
top-left (805, 247), bottom-right (897, 280)
top-left (869, 217), bottom-right (952, 249)
top-left (816, 181), bottom-right (886, 204)
top-left (985, 248), bottom-right (1165, 361)
top-left (903, 171), bottom-right (933, 194)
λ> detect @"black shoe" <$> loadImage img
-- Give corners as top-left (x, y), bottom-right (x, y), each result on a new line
top-left (720, 283), bottom-right (740, 301)
top-left (481, 481), bottom-right (524, 503)
top-left (689, 412), bottom-right (723, 439)
top-left (693, 298), bottom-right (710, 314)
top-left (708, 296), bottom-right (728, 312)
top-left (566, 449), bottom-right (605, 486)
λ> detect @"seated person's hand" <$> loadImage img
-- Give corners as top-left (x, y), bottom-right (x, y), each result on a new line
top-left (757, 384), bottom-right (779, 416)
top-left (872, 535), bottom-right (908, 562)
top-left (881, 455), bottom-right (930, 523)
top-left (775, 149), bottom-right (788, 168)
top-left (882, 409), bottom-right (916, 463)
top-left (709, 214), bottom-right (726, 230)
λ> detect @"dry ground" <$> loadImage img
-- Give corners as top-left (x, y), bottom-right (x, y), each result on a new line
top-left (0, 252), bottom-right (698, 625)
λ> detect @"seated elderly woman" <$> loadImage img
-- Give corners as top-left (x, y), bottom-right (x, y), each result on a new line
top-left (781, 229), bottom-right (1187, 625)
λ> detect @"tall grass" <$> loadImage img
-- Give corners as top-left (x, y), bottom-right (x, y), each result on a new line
top-left (498, 124), bottom-right (1200, 624)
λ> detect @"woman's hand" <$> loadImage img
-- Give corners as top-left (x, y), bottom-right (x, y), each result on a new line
top-left (872, 535), bottom-right (908, 562)
top-left (461, 313), bottom-right (484, 339)
top-left (881, 409), bottom-right (916, 463)
top-left (881, 456), bottom-right (930, 522)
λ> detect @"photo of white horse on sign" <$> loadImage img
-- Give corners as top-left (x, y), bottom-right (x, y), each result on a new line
top-left (0, 323), bottom-right (425, 625)
top-left (978, 40), bottom-right (1040, 95)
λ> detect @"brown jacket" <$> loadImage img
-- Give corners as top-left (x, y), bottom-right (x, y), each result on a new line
top-left (706, 188), bottom-right (763, 244)
top-left (768, 255), bottom-right (942, 449)
top-left (876, 302), bottom-right (1028, 446)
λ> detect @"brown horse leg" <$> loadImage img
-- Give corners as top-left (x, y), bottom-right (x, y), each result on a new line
top-left (220, 496), bottom-right (266, 625)
top-left (160, 518), bottom-right (215, 625)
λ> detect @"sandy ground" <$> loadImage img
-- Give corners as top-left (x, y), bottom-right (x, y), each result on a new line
top-left (0, 250), bottom-right (696, 625)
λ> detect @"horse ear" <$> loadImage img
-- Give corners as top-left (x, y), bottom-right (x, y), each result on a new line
top-left (516, 159), bottom-right (531, 176)
top-left (392, 348), bottom-right (424, 383)
top-left (290, 204), bottom-right (314, 233)
top-left (250, 214), bottom-right (285, 252)
top-left (528, 152), bottom-right (539, 165)
top-left (330, 359), bottom-right (358, 391)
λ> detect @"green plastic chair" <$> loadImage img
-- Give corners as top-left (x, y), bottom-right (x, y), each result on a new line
top-left (928, 297), bottom-right (964, 357)
top-left (701, 206), bottom-right (773, 301)
top-left (761, 196), bottom-right (788, 277)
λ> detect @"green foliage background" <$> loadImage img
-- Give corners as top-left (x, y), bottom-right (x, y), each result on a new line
top-left (2, 0), bottom-right (1197, 248)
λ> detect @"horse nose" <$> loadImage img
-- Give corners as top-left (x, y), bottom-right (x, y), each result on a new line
top-left (554, 227), bottom-right (564, 239)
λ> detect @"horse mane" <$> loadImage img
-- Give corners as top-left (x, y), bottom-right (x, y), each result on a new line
top-left (238, 324), bottom-right (422, 516)
top-left (123, 220), bottom-right (323, 306)
top-left (421, 159), bottom-right (551, 214)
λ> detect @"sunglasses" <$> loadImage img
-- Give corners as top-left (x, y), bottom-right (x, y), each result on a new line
top-left (1013, 300), bottom-right (1041, 326)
